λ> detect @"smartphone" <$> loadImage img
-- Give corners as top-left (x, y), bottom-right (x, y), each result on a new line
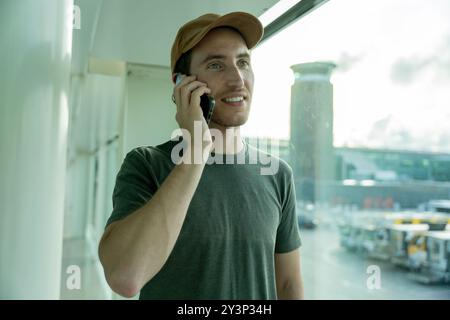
top-left (174, 73), bottom-right (215, 124)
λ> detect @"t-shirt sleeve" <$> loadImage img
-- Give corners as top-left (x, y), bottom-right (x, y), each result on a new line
top-left (275, 165), bottom-right (302, 253)
top-left (105, 148), bottom-right (159, 228)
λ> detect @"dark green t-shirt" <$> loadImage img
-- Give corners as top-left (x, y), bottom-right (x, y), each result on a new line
top-left (106, 137), bottom-right (301, 299)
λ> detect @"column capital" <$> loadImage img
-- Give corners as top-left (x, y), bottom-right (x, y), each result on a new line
top-left (291, 62), bottom-right (336, 82)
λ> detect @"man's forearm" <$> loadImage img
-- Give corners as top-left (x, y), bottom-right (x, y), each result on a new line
top-left (99, 158), bottom-right (207, 297)
top-left (277, 281), bottom-right (304, 300)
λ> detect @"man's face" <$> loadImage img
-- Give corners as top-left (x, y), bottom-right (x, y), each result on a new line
top-left (189, 27), bottom-right (254, 128)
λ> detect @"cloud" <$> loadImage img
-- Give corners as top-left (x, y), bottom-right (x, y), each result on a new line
top-left (351, 113), bottom-right (450, 153)
top-left (334, 52), bottom-right (365, 73)
top-left (390, 56), bottom-right (433, 84)
top-left (372, 115), bottom-right (392, 132)
top-left (390, 34), bottom-right (450, 84)
top-left (433, 34), bottom-right (450, 83)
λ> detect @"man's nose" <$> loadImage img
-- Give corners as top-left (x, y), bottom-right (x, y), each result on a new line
top-left (225, 66), bottom-right (245, 88)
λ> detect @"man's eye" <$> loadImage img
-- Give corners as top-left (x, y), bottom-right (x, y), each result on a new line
top-left (238, 60), bottom-right (251, 67)
top-left (208, 63), bottom-right (222, 70)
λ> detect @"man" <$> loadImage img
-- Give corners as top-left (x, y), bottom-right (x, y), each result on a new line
top-left (98, 12), bottom-right (303, 299)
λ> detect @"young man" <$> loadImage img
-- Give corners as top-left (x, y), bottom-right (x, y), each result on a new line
top-left (99, 12), bottom-right (303, 299)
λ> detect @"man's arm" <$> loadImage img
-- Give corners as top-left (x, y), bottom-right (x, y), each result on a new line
top-left (274, 248), bottom-right (304, 299)
top-left (99, 160), bottom-right (208, 298)
top-left (99, 75), bottom-right (213, 298)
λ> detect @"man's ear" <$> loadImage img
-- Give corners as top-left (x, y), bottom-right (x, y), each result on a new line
top-left (173, 73), bottom-right (188, 85)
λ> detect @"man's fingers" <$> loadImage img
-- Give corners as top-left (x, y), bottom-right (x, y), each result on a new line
top-left (179, 81), bottom-right (208, 108)
top-left (190, 86), bottom-right (211, 109)
top-left (173, 75), bottom-right (195, 104)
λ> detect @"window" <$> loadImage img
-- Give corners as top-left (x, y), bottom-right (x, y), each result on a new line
top-left (246, 0), bottom-right (450, 298)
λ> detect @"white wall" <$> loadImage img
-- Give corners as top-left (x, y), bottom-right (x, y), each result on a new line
top-left (91, 0), bottom-right (276, 67)
top-left (71, 0), bottom-right (104, 74)
top-left (123, 64), bottom-right (178, 154)
top-left (65, 72), bottom-right (125, 242)
top-left (64, 75), bottom-right (87, 239)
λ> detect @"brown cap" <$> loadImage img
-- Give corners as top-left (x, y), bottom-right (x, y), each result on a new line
top-left (170, 12), bottom-right (264, 74)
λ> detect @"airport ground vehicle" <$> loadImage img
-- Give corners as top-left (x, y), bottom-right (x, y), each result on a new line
top-left (407, 231), bottom-right (450, 284)
top-left (389, 224), bottom-right (430, 267)
top-left (338, 209), bottom-right (450, 284)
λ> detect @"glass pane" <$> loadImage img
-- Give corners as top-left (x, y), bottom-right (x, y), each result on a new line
top-left (247, 0), bottom-right (450, 299)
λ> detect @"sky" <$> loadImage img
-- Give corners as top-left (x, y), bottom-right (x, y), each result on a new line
top-left (242, 0), bottom-right (450, 153)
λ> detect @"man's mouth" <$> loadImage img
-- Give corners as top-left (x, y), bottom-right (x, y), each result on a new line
top-left (221, 96), bottom-right (246, 106)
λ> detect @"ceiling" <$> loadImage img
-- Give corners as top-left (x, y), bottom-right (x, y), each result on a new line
top-left (72, 0), bottom-right (279, 74)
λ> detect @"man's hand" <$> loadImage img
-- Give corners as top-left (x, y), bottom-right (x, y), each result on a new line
top-left (173, 74), bottom-right (213, 157)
